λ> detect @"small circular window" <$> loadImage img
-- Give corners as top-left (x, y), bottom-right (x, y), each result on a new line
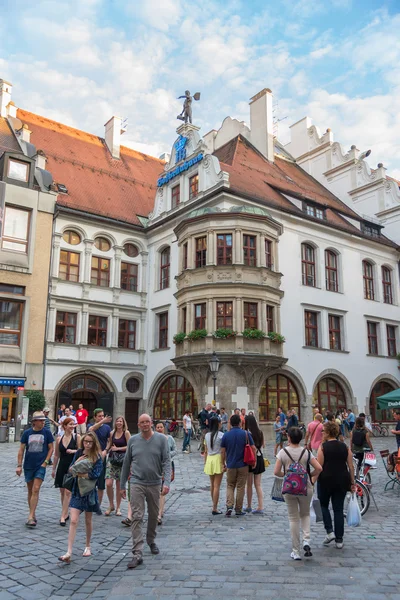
top-left (123, 243), bottom-right (139, 257)
top-left (126, 377), bottom-right (140, 393)
top-left (63, 230), bottom-right (81, 245)
top-left (94, 237), bottom-right (111, 251)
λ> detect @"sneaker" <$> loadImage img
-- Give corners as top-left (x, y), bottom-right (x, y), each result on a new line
top-left (252, 509), bottom-right (265, 515)
top-left (149, 543), bottom-right (160, 555)
top-left (244, 507), bottom-right (252, 513)
top-left (235, 510), bottom-right (247, 516)
top-left (127, 555), bottom-right (143, 569)
top-left (290, 551), bottom-right (302, 561)
top-left (225, 507), bottom-right (233, 517)
top-left (323, 532), bottom-right (335, 546)
top-left (335, 541), bottom-right (344, 549)
top-left (303, 542), bottom-right (312, 557)
top-left (182, 450), bottom-right (189, 454)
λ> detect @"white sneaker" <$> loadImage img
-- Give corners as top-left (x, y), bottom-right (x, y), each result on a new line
top-left (336, 541), bottom-right (343, 549)
top-left (290, 551), bottom-right (302, 561)
top-left (182, 450), bottom-right (189, 454)
top-left (323, 532), bottom-right (335, 546)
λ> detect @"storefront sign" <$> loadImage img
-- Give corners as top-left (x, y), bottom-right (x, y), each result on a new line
top-left (0, 378), bottom-right (25, 386)
top-left (157, 153), bottom-right (203, 187)
top-left (20, 396), bottom-right (29, 426)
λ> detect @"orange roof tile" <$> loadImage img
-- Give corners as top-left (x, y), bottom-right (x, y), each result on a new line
top-left (17, 109), bottom-right (164, 226)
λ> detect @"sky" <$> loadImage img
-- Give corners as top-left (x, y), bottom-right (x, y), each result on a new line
top-left (1, 0), bottom-right (400, 177)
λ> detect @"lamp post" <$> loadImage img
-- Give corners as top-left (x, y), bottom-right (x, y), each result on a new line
top-left (209, 352), bottom-right (220, 406)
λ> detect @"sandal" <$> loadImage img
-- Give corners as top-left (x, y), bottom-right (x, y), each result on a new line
top-left (104, 507), bottom-right (115, 516)
top-left (157, 517), bottom-right (162, 525)
top-left (58, 553), bottom-right (71, 564)
top-left (212, 510), bottom-right (222, 515)
top-left (115, 509), bottom-right (122, 517)
top-left (26, 518), bottom-right (36, 528)
top-left (121, 518), bottom-right (132, 527)
top-left (82, 547), bottom-right (91, 557)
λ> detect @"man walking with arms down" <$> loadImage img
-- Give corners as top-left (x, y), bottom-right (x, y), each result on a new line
top-left (121, 414), bottom-right (171, 569)
top-left (221, 414), bottom-right (255, 517)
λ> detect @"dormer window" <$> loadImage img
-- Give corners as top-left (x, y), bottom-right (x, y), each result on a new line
top-left (362, 223), bottom-right (380, 238)
top-left (304, 203), bottom-right (325, 220)
top-left (172, 185), bottom-right (180, 209)
top-left (189, 174), bottom-right (199, 200)
top-left (8, 159), bottom-right (29, 182)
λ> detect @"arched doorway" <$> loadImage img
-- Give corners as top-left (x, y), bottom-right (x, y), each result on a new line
top-left (153, 375), bottom-right (198, 420)
top-left (259, 374), bottom-right (300, 421)
top-left (313, 377), bottom-right (346, 414)
top-left (58, 374), bottom-right (113, 419)
top-left (369, 380), bottom-right (395, 422)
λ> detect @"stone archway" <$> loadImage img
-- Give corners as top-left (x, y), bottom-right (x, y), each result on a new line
top-left (312, 369), bottom-right (354, 413)
top-left (55, 369), bottom-right (116, 419)
top-left (369, 377), bottom-right (398, 422)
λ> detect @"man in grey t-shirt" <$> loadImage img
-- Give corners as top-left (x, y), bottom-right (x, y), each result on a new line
top-left (121, 413), bottom-right (171, 569)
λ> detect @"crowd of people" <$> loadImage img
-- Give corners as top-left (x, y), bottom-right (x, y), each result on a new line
top-left (14, 402), bottom-right (400, 567)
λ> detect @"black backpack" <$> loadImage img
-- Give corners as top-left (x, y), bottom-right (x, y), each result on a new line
top-left (352, 428), bottom-right (366, 447)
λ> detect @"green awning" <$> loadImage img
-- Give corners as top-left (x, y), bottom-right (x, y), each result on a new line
top-left (377, 388), bottom-right (400, 409)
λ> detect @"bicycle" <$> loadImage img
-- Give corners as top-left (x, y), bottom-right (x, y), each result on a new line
top-left (371, 423), bottom-right (388, 437)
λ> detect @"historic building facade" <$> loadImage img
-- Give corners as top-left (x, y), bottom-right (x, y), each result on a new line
top-left (1, 80), bottom-right (399, 433)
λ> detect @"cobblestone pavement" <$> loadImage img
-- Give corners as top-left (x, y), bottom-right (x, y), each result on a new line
top-left (0, 436), bottom-right (399, 600)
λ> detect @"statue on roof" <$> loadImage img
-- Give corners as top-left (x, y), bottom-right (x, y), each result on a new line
top-left (177, 90), bottom-right (201, 124)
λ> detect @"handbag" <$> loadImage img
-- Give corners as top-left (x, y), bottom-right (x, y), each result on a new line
top-left (264, 457), bottom-right (271, 468)
top-left (62, 473), bottom-right (75, 492)
top-left (271, 476), bottom-right (284, 502)
top-left (109, 450), bottom-right (125, 466)
top-left (310, 489), bottom-right (323, 523)
top-left (244, 432), bottom-right (256, 467)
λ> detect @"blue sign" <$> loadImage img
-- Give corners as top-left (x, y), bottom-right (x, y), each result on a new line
top-left (174, 135), bottom-right (188, 163)
top-left (157, 153), bottom-right (203, 187)
top-left (0, 378), bottom-right (25, 387)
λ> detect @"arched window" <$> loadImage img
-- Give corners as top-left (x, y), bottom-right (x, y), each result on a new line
top-left (382, 267), bottom-right (393, 304)
top-left (153, 375), bottom-right (198, 420)
top-left (325, 250), bottom-right (338, 292)
top-left (313, 377), bottom-right (346, 413)
top-left (301, 244), bottom-right (316, 287)
top-left (63, 230), bottom-right (81, 245)
top-left (369, 380), bottom-right (395, 422)
top-left (160, 247), bottom-right (170, 289)
top-left (259, 375), bottom-right (300, 421)
top-left (123, 243), bottom-right (139, 258)
top-left (363, 260), bottom-right (374, 300)
top-left (94, 237), bottom-right (111, 251)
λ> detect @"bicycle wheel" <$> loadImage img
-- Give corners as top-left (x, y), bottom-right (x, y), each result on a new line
top-left (343, 480), bottom-right (370, 517)
top-left (381, 426), bottom-right (389, 437)
top-left (371, 425), bottom-right (378, 437)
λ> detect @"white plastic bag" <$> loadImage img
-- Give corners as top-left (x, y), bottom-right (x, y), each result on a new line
top-left (310, 489), bottom-right (323, 523)
top-left (346, 493), bottom-right (362, 527)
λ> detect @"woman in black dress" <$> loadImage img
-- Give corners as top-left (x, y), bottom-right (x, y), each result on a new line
top-left (52, 418), bottom-right (80, 525)
top-left (244, 415), bottom-right (266, 514)
top-left (317, 421), bottom-right (356, 549)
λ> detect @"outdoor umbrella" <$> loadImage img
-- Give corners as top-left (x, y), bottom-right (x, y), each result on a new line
top-left (376, 388), bottom-right (400, 410)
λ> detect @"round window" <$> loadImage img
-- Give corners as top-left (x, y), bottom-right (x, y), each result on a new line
top-left (126, 377), bottom-right (140, 393)
top-left (123, 243), bottom-right (139, 257)
top-left (63, 230), bottom-right (81, 245)
top-left (94, 237), bottom-right (111, 251)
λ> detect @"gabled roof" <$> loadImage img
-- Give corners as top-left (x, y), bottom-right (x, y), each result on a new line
top-left (0, 117), bottom-right (22, 154)
top-left (16, 109), bottom-right (164, 227)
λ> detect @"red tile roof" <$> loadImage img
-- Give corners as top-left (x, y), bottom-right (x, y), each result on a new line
top-left (17, 109), bottom-right (164, 226)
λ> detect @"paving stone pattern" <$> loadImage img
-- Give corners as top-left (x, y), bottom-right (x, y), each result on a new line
top-left (0, 437), bottom-right (399, 600)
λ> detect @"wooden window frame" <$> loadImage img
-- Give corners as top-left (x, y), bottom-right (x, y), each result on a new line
top-left (243, 235), bottom-right (257, 267)
top-left (259, 375), bottom-right (300, 421)
top-left (217, 233), bottom-right (233, 266)
top-left (325, 250), bottom-right (338, 292)
top-left (55, 311), bottom-right (77, 344)
top-left (305, 310), bottom-right (318, 347)
top-left (0, 300), bottom-right (23, 346)
top-left (91, 256), bottom-right (110, 287)
top-left (121, 262), bottom-right (138, 292)
top-left (1, 205), bottom-right (31, 253)
top-left (314, 378), bottom-right (346, 414)
top-left (302, 244), bottom-right (316, 287)
top-left (363, 261), bottom-right (375, 300)
top-left (195, 237), bottom-right (207, 268)
top-left (216, 301), bottom-right (233, 329)
top-left (123, 243), bottom-right (139, 257)
top-left (266, 305), bottom-right (274, 333)
top-left (194, 303), bottom-right (206, 330)
top-left (118, 319), bottom-right (136, 350)
top-left (189, 174), bottom-right (199, 200)
top-left (158, 312), bottom-right (169, 349)
top-left (367, 321), bottom-right (378, 355)
top-left (328, 314), bottom-right (342, 351)
top-left (62, 230), bottom-right (81, 245)
top-left (160, 248), bottom-right (170, 290)
top-left (244, 302), bottom-right (258, 329)
top-left (265, 239), bottom-right (272, 268)
top-left (153, 375), bottom-right (197, 421)
top-left (382, 267), bottom-right (393, 305)
top-left (387, 325), bottom-right (397, 358)
top-left (94, 237), bottom-right (111, 251)
top-left (59, 250), bottom-right (80, 282)
top-left (171, 185), bottom-right (180, 209)
top-left (88, 315), bottom-right (108, 347)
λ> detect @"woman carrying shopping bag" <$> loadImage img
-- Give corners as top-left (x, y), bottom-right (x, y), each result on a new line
top-left (317, 421), bottom-right (356, 549)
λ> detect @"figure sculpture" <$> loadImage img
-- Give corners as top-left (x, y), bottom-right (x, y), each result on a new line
top-left (177, 90), bottom-right (201, 124)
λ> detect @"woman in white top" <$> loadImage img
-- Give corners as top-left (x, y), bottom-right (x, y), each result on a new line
top-left (204, 417), bottom-right (225, 515)
top-left (182, 410), bottom-right (192, 453)
top-left (274, 426), bottom-right (322, 561)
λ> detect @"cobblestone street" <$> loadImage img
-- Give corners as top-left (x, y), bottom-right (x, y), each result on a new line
top-left (0, 436), bottom-right (399, 600)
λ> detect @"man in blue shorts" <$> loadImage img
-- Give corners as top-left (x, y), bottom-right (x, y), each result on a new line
top-left (16, 411), bottom-right (54, 528)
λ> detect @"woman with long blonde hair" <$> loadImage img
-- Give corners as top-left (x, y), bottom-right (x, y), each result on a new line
top-left (104, 416), bottom-right (130, 516)
top-left (58, 431), bottom-right (102, 563)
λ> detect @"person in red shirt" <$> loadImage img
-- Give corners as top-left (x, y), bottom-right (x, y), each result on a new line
top-left (75, 404), bottom-right (89, 435)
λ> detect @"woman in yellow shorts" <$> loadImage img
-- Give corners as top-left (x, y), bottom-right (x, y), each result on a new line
top-left (204, 417), bottom-right (225, 515)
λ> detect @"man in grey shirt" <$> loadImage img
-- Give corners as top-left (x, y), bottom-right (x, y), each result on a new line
top-left (121, 413), bottom-right (171, 569)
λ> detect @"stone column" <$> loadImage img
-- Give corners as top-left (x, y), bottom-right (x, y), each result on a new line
top-left (207, 230), bottom-right (214, 266)
top-left (258, 235), bottom-right (265, 267)
top-left (83, 240), bottom-right (94, 283)
top-left (235, 297), bottom-right (242, 332)
top-left (81, 303), bottom-right (89, 345)
top-left (52, 233), bottom-right (62, 277)
top-left (113, 245), bottom-right (123, 288)
top-left (261, 300), bottom-right (267, 331)
top-left (140, 251), bottom-right (148, 294)
top-left (187, 237), bottom-right (194, 270)
top-left (235, 229), bottom-right (242, 263)
top-left (207, 297), bottom-right (213, 333)
top-left (111, 308), bottom-right (119, 347)
top-left (47, 303), bottom-right (57, 342)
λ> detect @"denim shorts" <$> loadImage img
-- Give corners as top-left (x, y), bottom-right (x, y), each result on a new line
top-left (24, 466), bottom-right (46, 483)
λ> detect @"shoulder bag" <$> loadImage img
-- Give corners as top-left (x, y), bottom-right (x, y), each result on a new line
top-left (244, 432), bottom-right (256, 467)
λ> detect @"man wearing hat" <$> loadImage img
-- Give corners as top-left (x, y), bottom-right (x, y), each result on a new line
top-left (16, 411), bottom-right (54, 527)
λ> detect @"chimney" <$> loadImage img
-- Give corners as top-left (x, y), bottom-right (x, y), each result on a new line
top-left (35, 149), bottom-right (47, 170)
top-left (249, 88), bottom-right (274, 162)
top-left (0, 79), bottom-right (12, 118)
top-left (104, 116), bottom-right (126, 159)
top-left (19, 123), bottom-right (32, 143)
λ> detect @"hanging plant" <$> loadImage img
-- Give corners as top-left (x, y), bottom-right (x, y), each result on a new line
top-left (242, 328), bottom-right (266, 340)
top-left (173, 332), bottom-right (187, 345)
top-left (267, 331), bottom-right (286, 343)
top-left (213, 328), bottom-right (237, 339)
top-left (186, 329), bottom-right (208, 341)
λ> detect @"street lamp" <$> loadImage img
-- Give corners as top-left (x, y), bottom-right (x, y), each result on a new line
top-left (209, 352), bottom-right (220, 406)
